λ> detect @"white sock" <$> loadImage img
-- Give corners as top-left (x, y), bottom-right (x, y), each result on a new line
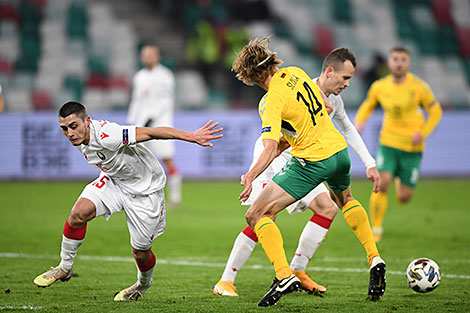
top-left (290, 221), bottom-right (329, 272)
top-left (138, 266), bottom-right (154, 286)
top-left (168, 173), bottom-right (182, 204)
top-left (59, 235), bottom-right (84, 271)
top-left (220, 232), bottom-right (257, 282)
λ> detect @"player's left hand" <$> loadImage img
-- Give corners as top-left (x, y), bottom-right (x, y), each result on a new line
top-left (239, 174), bottom-right (253, 202)
top-left (412, 132), bottom-right (423, 145)
top-left (367, 166), bottom-right (381, 193)
top-left (193, 120), bottom-right (223, 147)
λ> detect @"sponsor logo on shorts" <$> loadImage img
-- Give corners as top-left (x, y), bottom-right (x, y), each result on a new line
top-left (122, 129), bottom-right (129, 145)
top-left (261, 126), bottom-right (271, 134)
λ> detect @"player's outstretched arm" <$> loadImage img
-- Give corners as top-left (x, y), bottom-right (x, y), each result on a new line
top-left (239, 139), bottom-right (278, 202)
top-left (135, 120), bottom-right (223, 147)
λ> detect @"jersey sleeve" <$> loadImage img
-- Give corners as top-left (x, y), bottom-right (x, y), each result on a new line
top-left (355, 81), bottom-right (379, 124)
top-left (419, 81), bottom-right (442, 138)
top-left (99, 122), bottom-right (137, 151)
top-left (259, 92), bottom-right (283, 142)
top-left (333, 96), bottom-right (376, 169)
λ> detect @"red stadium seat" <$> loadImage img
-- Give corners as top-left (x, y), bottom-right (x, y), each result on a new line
top-left (87, 74), bottom-right (109, 89)
top-left (314, 26), bottom-right (335, 57)
top-left (0, 58), bottom-right (13, 75)
top-left (32, 90), bottom-right (52, 110)
top-left (108, 75), bottom-right (130, 91)
top-left (0, 4), bottom-right (19, 22)
top-left (456, 27), bottom-right (470, 57)
top-left (432, 0), bottom-right (453, 25)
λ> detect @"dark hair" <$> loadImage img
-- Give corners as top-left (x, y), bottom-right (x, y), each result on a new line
top-left (390, 46), bottom-right (409, 55)
top-left (321, 47), bottom-right (357, 72)
top-left (58, 101), bottom-right (87, 120)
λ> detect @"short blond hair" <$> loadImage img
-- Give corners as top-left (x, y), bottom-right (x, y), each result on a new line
top-left (232, 37), bottom-right (283, 86)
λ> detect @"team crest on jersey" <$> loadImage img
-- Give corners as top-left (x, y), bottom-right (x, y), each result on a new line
top-left (122, 129), bottom-right (129, 145)
top-left (100, 132), bottom-right (109, 140)
top-left (97, 152), bottom-right (106, 160)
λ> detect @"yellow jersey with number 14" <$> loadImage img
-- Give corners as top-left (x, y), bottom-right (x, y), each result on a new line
top-left (259, 67), bottom-right (347, 162)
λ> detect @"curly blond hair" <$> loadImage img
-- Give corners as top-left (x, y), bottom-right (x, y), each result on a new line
top-left (231, 37), bottom-right (283, 86)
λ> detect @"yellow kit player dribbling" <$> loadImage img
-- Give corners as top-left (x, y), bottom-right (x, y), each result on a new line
top-left (233, 38), bottom-right (386, 307)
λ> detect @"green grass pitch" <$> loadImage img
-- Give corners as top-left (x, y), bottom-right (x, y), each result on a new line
top-left (0, 179), bottom-right (469, 312)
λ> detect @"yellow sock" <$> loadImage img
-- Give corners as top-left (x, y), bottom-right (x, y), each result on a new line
top-left (369, 191), bottom-right (388, 229)
top-left (342, 200), bottom-right (379, 266)
top-left (254, 217), bottom-right (291, 280)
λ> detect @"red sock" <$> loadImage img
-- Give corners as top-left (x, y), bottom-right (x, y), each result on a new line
top-left (310, 213), bottom-right (333, 229)
top-left (242, 225), bottom-right (258, 242)
top-left (169, 167), bottom-right (179, 176)
top-left (137, 251), bottom-right (156, 272)
top-left (63, 219), bottom-right (87, 240)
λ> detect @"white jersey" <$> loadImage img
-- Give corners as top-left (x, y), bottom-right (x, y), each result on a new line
top-left (127, 64), bottom-right (175, 126)
top-left (77, 119), bottom-right (166, 195)
top-left (243, 90), bottom-right (375, 206)
top-left (324, 83), bottom-right (376, 169)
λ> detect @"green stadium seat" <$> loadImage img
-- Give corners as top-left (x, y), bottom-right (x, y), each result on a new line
top-left (64, 75), bottom-right (84, 101)
top-left (333, 0), bottom-right (353, 23)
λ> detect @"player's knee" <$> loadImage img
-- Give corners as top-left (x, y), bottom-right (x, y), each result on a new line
top-left (311, 200), bottom-right (337, 219)
top-left (245, 210), bottom-right (257, 228)
top-left (68, 211), bottom-right (88, 227)
top-left (132, 248), bottom-right (150, 265)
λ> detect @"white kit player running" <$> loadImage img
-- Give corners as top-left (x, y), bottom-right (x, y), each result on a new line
top-left (214, 48), bottom-right (381, 297)
top-left (127, 45), bottom-right (182, 207)
top-left (34, 101), bottom-right (223, 301)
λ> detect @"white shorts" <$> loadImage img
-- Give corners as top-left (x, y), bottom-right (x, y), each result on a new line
top-left (143, 112), bottom-right (175, 160)
top-left (80, 173), bottom-right (166, 251)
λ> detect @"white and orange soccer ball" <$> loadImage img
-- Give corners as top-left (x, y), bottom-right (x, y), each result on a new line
top-left (406, 258), bottom-right (441, 293)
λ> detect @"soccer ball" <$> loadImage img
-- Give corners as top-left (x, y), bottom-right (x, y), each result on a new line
top-left (406, 258), bottom-right (441, 293)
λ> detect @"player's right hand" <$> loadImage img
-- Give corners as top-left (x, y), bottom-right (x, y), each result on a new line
top-left (239, 174), bottom-right (253, 203)
top-left (367, 166), bottom-right (381, 193)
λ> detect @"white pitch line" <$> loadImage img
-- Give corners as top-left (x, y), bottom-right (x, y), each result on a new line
top-left (1, 252), bottom-right (469, 279)
top-left (0, 306), bottom-right (42, 311)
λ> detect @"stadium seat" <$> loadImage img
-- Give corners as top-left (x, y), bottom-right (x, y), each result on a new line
top-left (86, 73), bottom-right (109, 89)
top-left (64, 75), bottom-right (84, 101)
top-left (432, 0), bottom-right (453, 25)
top-left (32, 90), bottom-right (52, 110)
top-left (108, 75), bottom-right (130, 91)
top-left (5, 87), bottom-right (32, 112)
top-left (0, 58), bottom-right (13, 75)
top-left (314, 26), bottom-right (335, 57)
top-left (456, 27), bottom-right (470, 57)
top-left (0, 4), bottom-right (19, 22)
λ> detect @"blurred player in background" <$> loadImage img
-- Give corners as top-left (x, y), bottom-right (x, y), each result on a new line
top-left (33, 101), bottom-right (222, 300)
top-left (214, 48), bottom-right (382, 298)
top-left (127, 45), bottom-right (182, 208)
top-left (231, 38), bottom-right (386, 307)
top-left (355, 47), bottom-right (442, 242)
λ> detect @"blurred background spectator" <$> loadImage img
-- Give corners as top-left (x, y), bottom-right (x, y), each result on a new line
top-left (0, 0), bottom-right (468, 113)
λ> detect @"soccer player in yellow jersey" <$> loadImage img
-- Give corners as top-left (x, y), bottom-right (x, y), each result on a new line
top-left (355, 47), bottom-right (442, 242)
top-left (232, 37), bottom-right (386, 307)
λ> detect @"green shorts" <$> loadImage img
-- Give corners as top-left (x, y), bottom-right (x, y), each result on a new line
top-left (272, 148), bottom-right (351, 200)
top-left (376, 144), bottom-right (422, 188)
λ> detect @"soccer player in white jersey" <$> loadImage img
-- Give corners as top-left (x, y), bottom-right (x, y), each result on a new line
top-left (214, 48), bottom-right (382, 297)
top-left (34, 101), bottom-right (222, 300)
top-left (127, 45), bottom-right (182, 208)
